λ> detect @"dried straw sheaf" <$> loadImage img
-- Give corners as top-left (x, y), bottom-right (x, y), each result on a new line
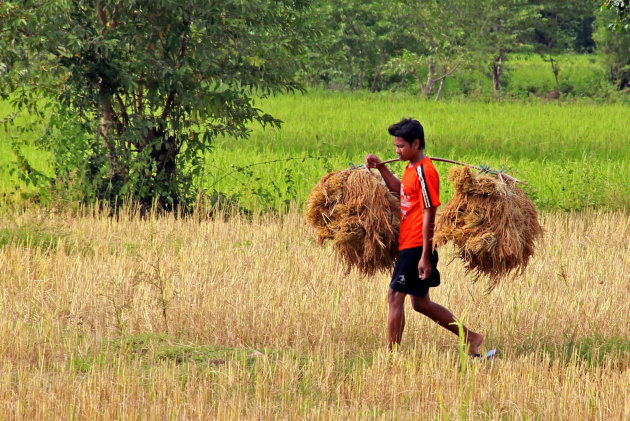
top-left (435, 165), bottom-right (543, 289)
top-left (305, 168), bottom-right (400, 276)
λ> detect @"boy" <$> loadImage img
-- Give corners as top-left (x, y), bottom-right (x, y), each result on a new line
top-left (365, 118), bottom-right (484, 356)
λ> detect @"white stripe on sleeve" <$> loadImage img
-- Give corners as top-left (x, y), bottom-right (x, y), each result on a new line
top-left (417, 165), bottom-right (432, 208)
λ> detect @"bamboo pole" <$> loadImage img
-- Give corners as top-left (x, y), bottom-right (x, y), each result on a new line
top-left (379, 157), bottom-right (527, 185)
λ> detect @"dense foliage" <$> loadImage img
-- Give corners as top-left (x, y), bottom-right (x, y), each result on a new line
top-left (0, 0), bottom-right (309, 209)
top-left (0, 0), bottom-right (628, 209)
top-left (303, 0), bottom-right (629, 96)
top-left (602, 0), bottom-right (629, 29)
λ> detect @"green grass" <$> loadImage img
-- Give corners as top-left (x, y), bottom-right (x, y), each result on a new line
top-left (0, 218), bottom-right (94, 255)
top-left (68, 332), bottom-right (261, 376)
top-left (507, 54), bottom-right (609, 97)
top-left (206, 90), bottom-right (630, 211)
top-left (1, 87), bottom-right (629, 212)
top-left (0, 223), bottom-right (67, 251)
top-left (511, 333), bottom-right (630, 369)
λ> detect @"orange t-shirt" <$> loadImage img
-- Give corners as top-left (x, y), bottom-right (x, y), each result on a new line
top-left (398, 157), bottom-right (441, 251)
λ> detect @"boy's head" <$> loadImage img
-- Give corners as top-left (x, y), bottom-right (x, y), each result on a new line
top-left (388, 118), bottom-right (425, 150)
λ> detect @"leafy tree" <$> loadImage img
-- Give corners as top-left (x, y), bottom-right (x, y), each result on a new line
top-left (0, 0), bottom-right (309, 210)
top-left (530, 0), bottom-right (597, 95)
top-left (595, 8), bottom-right (630, 89)
top-left (386, 0), bottom-right (478, 100)
top-left (469, 0), bottom-right (539, 94)
top-left (601, 0), bottom-right (630, 30)
top-left (308, 0), bottom-right (399, 92)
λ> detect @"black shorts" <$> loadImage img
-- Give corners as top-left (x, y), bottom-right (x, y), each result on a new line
top-left (390, 246), bottom-right (440, 298)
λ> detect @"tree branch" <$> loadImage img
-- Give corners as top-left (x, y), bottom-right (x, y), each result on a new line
top-left (97, 3), bottom-right (108, 26)
top-left (115, 92), bottom-right (128, 130)
top-left (433, 59), bottom-right (462, 83)
top-left (112, 4), bottom-right (119, 28)
top-left (161, 20), bottom-right (190, 120)
top-left (409, 69), bottom-right (425, 92)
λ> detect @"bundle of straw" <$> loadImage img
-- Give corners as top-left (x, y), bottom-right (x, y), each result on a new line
top-left (305, 168), bottom-right (400, 276)
top-left (434, 165), bottom-right (543, 289)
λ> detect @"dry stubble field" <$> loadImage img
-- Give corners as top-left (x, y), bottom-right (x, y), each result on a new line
top-left (0, 206), bottom-right (629, 419)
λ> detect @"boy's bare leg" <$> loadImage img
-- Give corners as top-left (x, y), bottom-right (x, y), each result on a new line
top-left (410, 292), bottom-right (483, 355)
top-left (387, 288), bottom-right (406, 350)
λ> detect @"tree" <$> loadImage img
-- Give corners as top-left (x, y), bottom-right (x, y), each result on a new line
top-left (595, 8), bottom-right (630, 89)
top-left (470, 0), bottom-right (539, 95)
top-left (0, 0), bottom-right (309, 210)
top-left (307, 0), bottom-right (399, 92)
top-left (601, 0), bottom-right (630, 30)
top-left (530, 0), bottom-right (597, 95)
top-left (387, 0), bottom-right (503, 100)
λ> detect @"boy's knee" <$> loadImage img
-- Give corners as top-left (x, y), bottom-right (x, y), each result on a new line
top-left (411, 296), bottom-right (431, 313)
top-left (388, 289), bottom-right (405, 308)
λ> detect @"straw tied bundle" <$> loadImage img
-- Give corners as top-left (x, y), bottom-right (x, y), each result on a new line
top-left (304, 168), bottom-right (400, 276)
top-left (305, 159), bottom-right (543, 288)
top-left (434, 165), bottom-right (543, 289)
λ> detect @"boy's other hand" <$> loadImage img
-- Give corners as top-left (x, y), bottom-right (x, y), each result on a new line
top-left (365, 154), bottom-right (382, 169)
top-left (418, 256), bottom-right (432, 280)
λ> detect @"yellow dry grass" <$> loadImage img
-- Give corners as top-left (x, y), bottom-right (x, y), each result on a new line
top-left (0, 206), bottom-right (629, 419)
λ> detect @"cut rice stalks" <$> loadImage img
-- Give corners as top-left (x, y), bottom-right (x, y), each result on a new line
top-left (435, 165), bottom-right (544, 289)
top-left (305, 168), bottom-right (400, 276)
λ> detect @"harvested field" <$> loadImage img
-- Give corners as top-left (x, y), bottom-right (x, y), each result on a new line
top-left (0, 207), bottom-right (629, 419)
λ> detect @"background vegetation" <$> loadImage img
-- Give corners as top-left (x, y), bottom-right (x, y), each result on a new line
top-left (205, 90), bottom-right (630, 212)
top-left (1, 0), bottom-right (629, 210)
top-left (3, 89), bottom-right (629, 212)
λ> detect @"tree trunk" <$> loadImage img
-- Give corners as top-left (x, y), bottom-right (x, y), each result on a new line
top-left (392, 75), bottom-right (406, 92)
top-left (370, 47), bottom-right (386, 93)
top-left (347, 57), bottom-right (354, 92)
top-left (409, 70), bottom-right (425, 95)
top-left (435, 78), bottom-right (445, 101)
top-left (97, 3), bottom-right (121, 174)
top-left (358, 64), bottom-right (365, 91)
top-left (425, 58), bottom-right (435, 99)
top-left (370, 66), bottom-right (381, 93)
top-left (492, 54), bottom-right (503, 94)
top-left (619, 71), bottom-right (630, 90)
top-left (550, 56), bottom-right (561, 94)
top-left (149, 128), bottom-right (179, 209)
top-left (99, 106), bottom-right (114, 160)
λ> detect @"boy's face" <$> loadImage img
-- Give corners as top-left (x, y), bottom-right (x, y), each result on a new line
top-left (393, 136), bottom-right (419, 161)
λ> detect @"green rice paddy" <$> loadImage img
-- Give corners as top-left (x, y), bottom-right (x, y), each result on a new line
top-left (1, 89), bottom-right (629, 212)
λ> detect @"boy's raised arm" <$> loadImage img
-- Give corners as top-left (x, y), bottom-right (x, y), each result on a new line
top-left (365, 154), bottom-right (401, 195)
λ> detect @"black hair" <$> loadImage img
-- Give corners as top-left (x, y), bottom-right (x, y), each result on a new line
top-left (388, 118), bottom-right (425, 149)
